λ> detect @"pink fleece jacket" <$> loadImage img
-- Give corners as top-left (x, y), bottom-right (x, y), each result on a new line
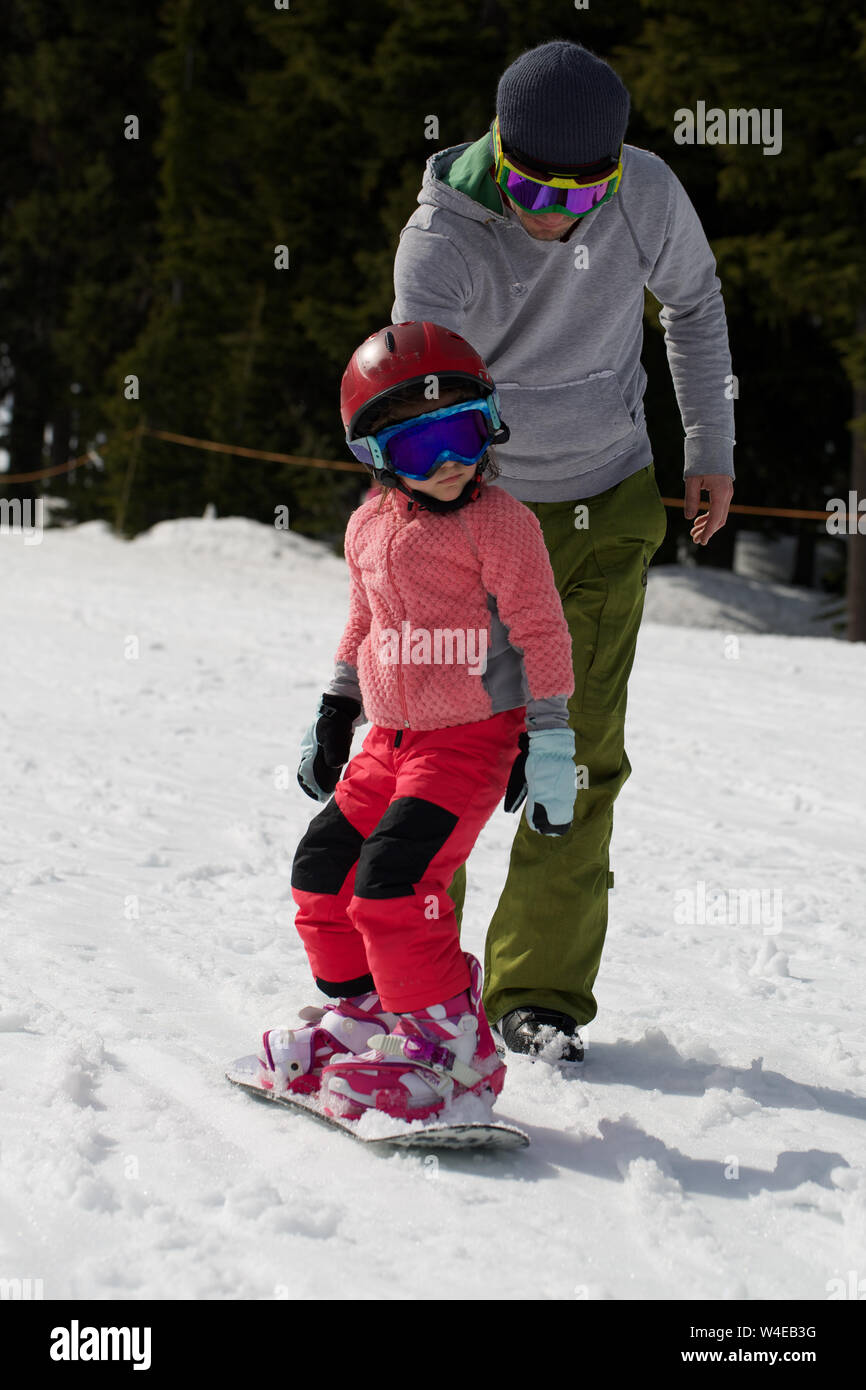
top-left (334, 481), bottom-right (574, 731)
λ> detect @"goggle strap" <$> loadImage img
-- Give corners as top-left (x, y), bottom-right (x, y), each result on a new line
top-left (494, 117), bottom-right (621, 190)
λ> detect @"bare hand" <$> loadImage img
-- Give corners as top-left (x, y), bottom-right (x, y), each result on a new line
top-left (684, 474), bottom-right (734, 545)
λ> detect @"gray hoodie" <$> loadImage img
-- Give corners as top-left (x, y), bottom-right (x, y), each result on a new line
top-left (392, 139), bottom-right (735, 503)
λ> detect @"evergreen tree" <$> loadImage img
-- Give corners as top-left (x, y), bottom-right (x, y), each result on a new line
top-left (0, 0), bottom-right (161, 516)
top-left (4, 0), bottom-right (858, 612)
top-left (613, 0), bottom-right (866, 627)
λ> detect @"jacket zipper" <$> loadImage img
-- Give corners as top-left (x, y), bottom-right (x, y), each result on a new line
top-left (384, 525), bottom-right (411, 731)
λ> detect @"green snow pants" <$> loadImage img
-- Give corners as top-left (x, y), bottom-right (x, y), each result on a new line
top-left (447, 461), bottom-right (668, 1026)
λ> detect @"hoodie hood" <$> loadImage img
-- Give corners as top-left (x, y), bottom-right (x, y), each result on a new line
top-left (428, 136), bottom-right (504, 221)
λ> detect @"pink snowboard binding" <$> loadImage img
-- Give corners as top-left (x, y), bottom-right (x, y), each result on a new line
top-left (257, 991), bottom-right (398, 1095)
top-left (321, 953), bottom-right (506, 1122)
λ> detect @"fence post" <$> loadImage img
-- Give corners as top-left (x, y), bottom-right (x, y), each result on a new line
top-left (115, 421), bottom-right (145, 535)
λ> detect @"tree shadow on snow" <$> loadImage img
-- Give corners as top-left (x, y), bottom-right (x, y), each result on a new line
top-left (510, 1033), bottom-right (860, 1196)
top-left (520, 1115), bottom-right (848, 1198)
top-left (582, 1035), bottom-right (866, 1124)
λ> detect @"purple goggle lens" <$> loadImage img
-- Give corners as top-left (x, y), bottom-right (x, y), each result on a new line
top-left (349, 400), bottom-right (496, 481)
top-left (386, 409), bottom-right (488, 479)
top-left (502, 169), bottom-right (617, 215)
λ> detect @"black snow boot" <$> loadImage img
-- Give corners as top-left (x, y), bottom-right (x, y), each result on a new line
top-left (495, 1006), bottom-right (584, 1062)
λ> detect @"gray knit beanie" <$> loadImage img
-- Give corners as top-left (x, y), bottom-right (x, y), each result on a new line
top-left (496, 40), bottom-right (630, 168)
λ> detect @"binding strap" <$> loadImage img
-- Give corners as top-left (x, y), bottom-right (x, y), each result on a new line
top-left (365, 1031), bottom-right (483, 1088)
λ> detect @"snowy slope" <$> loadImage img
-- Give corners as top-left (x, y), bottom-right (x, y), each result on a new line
top-left (1, 516), bottom-right (864, 1302)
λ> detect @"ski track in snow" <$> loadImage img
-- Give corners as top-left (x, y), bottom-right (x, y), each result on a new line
top-left (1, 517), bottom-right (864, 1301)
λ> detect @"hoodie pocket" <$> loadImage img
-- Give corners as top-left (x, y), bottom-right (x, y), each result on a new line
top-left (494, 371), bottom-right (638, 481)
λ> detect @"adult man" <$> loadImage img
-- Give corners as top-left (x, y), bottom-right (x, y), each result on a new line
top-left (391, 40), bottom-right (735, 1060)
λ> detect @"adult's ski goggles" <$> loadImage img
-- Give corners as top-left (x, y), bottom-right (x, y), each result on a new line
top-left (492, 117), bottom-right (623, 217)
top-left (347, 394), bottom-right (507, 481)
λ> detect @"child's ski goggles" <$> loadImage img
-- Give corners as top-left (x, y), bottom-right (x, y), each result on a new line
top-left (348, 395), bottom-right (506, 481)
top-left (492, 117), bottom-right (622, 217)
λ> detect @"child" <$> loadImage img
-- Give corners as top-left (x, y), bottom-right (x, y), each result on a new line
top-left (257, 320), bottom-right (576, 1124)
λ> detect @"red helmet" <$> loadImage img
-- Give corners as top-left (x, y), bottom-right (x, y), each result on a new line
top-left (340, 321), bottom-right (496, 440)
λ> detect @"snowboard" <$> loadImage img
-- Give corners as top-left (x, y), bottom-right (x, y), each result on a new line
top-left (225, 1054), bottom-right (530, 1151)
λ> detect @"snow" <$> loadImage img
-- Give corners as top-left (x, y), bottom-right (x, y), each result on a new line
top-left (0, 514), bottom-right (864, 1302)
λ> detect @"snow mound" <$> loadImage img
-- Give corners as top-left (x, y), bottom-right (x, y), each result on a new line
top-left (132, 515), bottom-right (337, 569)
top-left (645, 564), bottom-right (839, 636)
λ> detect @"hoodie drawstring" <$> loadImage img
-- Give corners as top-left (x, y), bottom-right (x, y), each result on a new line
top-left (616, 192), bottom-right (652, 274)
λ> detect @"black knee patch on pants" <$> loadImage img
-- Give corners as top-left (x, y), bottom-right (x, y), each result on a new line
top-left (291, 798), bottom-right (365, 895)
top-left (354, 796), bottom-right (459, 900)
top-left (315, 972), bottom-right (375, 998)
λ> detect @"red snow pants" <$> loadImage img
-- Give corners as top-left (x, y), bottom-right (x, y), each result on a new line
top-left (291, 708), bottom-right (525, 1013)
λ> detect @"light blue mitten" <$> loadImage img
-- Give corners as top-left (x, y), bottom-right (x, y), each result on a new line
top-left (524, 728), bottom-right (577, 836)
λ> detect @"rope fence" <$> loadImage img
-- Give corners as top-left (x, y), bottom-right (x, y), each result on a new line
top-left (0, 424), bottom-right (856, 523)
